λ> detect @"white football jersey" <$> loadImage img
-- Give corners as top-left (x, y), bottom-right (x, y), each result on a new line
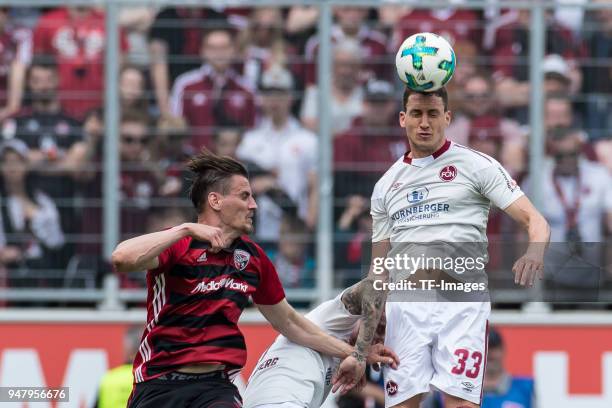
top-left (372, 140), bottom-right (523, 244)
top-left (243, 291), bottom-right (360, 408)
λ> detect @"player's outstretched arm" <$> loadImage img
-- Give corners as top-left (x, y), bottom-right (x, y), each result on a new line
top-left (256, 298), bottom-right (354, 358)
top-left (504, 195), bottom-right (551, 286)
top-left (111, 223), bottom-right (225, 273)
top-left (333, 239), bottom-right (391, 394)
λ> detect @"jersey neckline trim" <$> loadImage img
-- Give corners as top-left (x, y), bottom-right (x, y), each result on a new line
top-left (403, 139), bottom-right (451, 166)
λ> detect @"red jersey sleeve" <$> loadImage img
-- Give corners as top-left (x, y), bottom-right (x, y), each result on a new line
top-left (149, 235), bottom-right (191, 276)
top-left (252, 247), bottom-right (286, 305)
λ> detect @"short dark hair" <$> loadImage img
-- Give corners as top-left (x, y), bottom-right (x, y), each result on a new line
top-left (29, 55), bottom-right (58, 72)
top-left (488, 326), bottom-right (504, 349)
top-left (187, 149), bottom-right (249, 212)
top-left (402, 86), bottom-right (449, 111)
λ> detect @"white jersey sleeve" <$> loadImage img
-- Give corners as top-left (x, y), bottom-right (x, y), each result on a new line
top-left (475, 159), bottom-right (524, 210)
top-left (371, 178), bottom-right (392, 242)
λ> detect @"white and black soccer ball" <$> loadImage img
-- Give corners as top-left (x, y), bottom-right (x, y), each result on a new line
top-left (395, 32), bottom-right (456, 92)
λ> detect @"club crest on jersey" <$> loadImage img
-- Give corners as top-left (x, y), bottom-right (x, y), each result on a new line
top-left (386, 380), bottom-right (399, 396)
top-left (234, 249), bottom-right (250, 270)
top-left (439, 165), bottom-right (457, 182)
top-left (407, 186), bottom-right (429, 204)
top-left (196, 251), bottom-right (207, 263)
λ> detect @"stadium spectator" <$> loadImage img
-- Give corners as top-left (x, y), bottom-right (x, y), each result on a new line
top-left (334, 78), bottom-right (404, 198)
top-left (151, 115), bottom-right (193, 199)
top-left (212, 127), bottom-right (241, 158)
top-left (284, 6), bottom-right (318, 52)
top-left (0, 7), bottom-right (31, 121)
top-left (543, 127), bottom-right (612, 240)
top-left (148, 7), bottom-right (226, 115)
top-left (335, 194), bottom-right (371, 285)
top-left (268, 214), bottom-right (315, 288)
top-left (238, 65), bottom-right (317, 241)
top-left (582, 0), bottom-right (612, 141)
top-left (0, 139), bottom-right (67, 288)
top-left (78, 111), bottom-right (160, 257)
top-left (120, 66), bottom-right (150, 116)
top-left (117, 111), bottom-right (160, 236)
top-left (118, 7), bottom-right (157, 66)
top-left (444, 40), bottom-right (480, 112)
top-left (482, 326), bottom-right (536, 408)
top-left (238, 7), bottom-right (296, 90)
top-left (446, 73), bottom-right (526, 176)
top-left (393, 7), bottom-right (481, 51)
top-left (523, 128), bottom-right (612, 299)
top-left (304, 6), bottom-right (389, 85)
top-left (486, 10), bottom-right (584, 122)
top-left (94, 325), bottom-right (143, 408)
top-left (170, 22), bottom-right (255, 150)
top-left (301, 39), bottom-right (365, 134)
top-left (542, 54), bottom-right (573, 95)
top-left (33, 6), bottom-right (128, 119)
top-left (2, 57), bottom-right (86, 238)
top-left (545, 93), bottom-right (576, 132)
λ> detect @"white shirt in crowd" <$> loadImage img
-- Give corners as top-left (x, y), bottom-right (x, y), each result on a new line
top-left (523, 157), bottom-right (612, 242)
top-left (300, 85), bottom-right (364, 135)
top-left (236, 117), bottom-right (317, 240)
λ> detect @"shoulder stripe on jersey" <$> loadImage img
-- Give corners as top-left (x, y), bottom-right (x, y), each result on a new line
top-left (454, 144), bottom-right (494, 163)
top-left (168, 290), bottom-right (251, 310)
top-left (153, 334), bottom-right (246, 353)
top-left (169, 265), bottom-right (260, 285)
top-left (169, 264), bottom-right (234, 279)
top-left (158, 311), bottom-right (233, 329)
top-left (190, 240), bottom-right (211, 250)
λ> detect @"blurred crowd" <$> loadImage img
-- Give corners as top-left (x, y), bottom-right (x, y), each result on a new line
top-left (0, 3), bottom-right (610, 304)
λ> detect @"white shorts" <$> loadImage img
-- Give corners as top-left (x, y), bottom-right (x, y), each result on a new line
top-left (252, 404), bottom-right (303, 408)
top-left (383, 301), bottom-right (490, 407)
top-left (243, 342), bottom-right (331, 408)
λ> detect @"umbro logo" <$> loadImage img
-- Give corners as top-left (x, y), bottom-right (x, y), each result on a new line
top-left (197, 251), bottom-right (207, 262)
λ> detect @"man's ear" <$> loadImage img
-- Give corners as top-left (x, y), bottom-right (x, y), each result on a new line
top-left (399, 110), bottom-right (406, 128)
top-left (208, 192), bottom-right (223, 211)
top-left (445, 109), bottom-right (452, 126)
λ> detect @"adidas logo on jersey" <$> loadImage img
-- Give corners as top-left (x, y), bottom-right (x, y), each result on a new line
top-left (197, 251), bottom-right (207, 262)
top-left (191, 278), bottom-right (248, 294)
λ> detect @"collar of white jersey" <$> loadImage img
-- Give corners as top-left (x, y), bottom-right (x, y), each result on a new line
top-left (403, 139), bottom-right (452, 167)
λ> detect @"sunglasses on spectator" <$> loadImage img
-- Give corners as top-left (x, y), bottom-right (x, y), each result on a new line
top-left (122, 135), bottom-right (148, 145)
top-left (554, 151), bottom-right (579, 160)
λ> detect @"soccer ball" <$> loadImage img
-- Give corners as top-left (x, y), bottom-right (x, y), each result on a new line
top-left (395, 32), bottom-right (456, 92)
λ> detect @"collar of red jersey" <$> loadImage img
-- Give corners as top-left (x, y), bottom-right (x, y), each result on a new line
top-left (190, 235), bottom-right (247, 253)
top-left (403, 139), bottom-right (452, 166)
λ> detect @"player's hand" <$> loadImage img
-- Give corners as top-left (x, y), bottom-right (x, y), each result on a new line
top-left (366, 343), bottom-right (399, 370)
top-left (184, 223), bottom-right (226, 252)
top-left (512, 250), bottom-right (544, 287)
top-left (332, 353), bottom-right (366, 395)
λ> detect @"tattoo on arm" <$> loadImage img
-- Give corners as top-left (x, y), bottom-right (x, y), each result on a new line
top-left (341, 280), bottom-right (368, 315)
top-left (350, 277), bottom-right (387, 358)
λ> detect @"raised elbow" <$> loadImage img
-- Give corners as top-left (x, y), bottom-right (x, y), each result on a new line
top-left (111, 249), bottom-right (132, 273)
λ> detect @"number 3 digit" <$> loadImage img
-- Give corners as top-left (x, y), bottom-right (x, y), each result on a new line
top-left (451, 348), bottom-right (469, 375)
top-left (451, 349), bottom-right (483, 378)
top-left (466, 351), bottom-right (483, 378)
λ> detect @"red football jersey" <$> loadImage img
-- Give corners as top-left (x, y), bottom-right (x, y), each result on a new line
top-left (132, 235), bottom-right (285, 383)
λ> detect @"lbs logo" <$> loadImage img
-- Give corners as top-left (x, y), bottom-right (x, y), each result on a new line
top-left (439, 165), bottom-right (457, 182)
top-left (386, 380), bottom-right (399, 396)
top-left (407, 187), bottom-right (429, 204)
